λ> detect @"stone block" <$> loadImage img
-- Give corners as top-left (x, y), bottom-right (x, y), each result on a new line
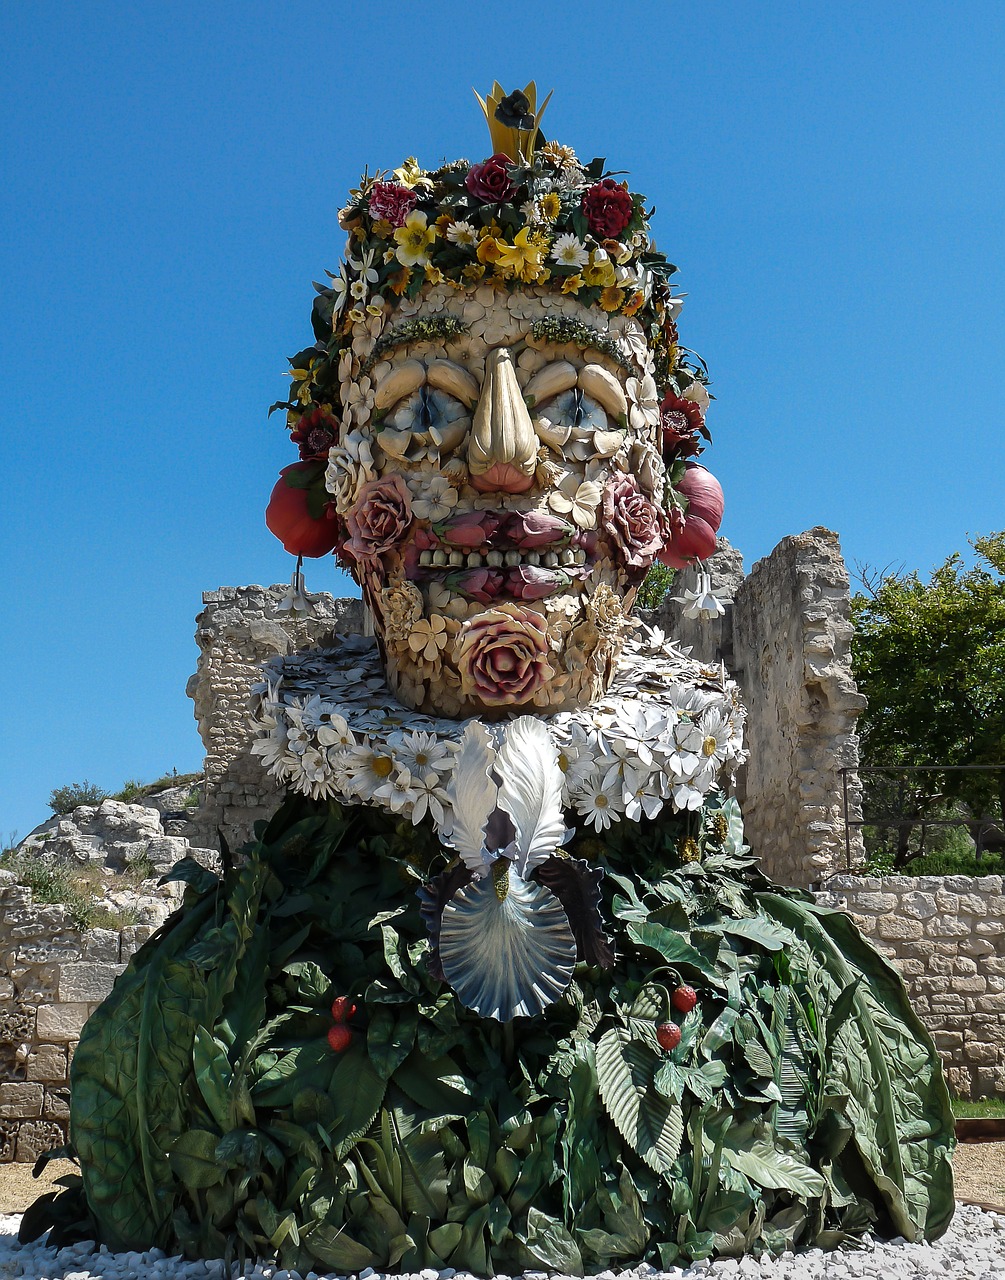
top-left (975, 919), bottom-right (1005, 936)
top-left (876, 915), bottom-right (923, 942)
top-left (57, 962), bottom-right (125, 1003)
top-left (26, 1045), bottom-right (67, 1083)
top-left (120, 925), bottom-right (157, 961)
top-left (43, 1088), bottom-right (70, 1121)
top-left (35, 1003), bottom-right (90, 1041)
top-left (15, 1119), bottom-right (65, 1163)
top-left (965, 1041), bottom-right (999, 1066)
top-left (901, 891), bottom-right (938, 920)
top-left (0, 1083), bottom-right (43, 1119)
top-left (83, 929), bottom-right (121, 962)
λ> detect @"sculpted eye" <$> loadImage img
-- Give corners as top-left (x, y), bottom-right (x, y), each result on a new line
top-left (386, 386), bottom-right (471, 451)
top-left (536, 389), bottom-right (625, 461)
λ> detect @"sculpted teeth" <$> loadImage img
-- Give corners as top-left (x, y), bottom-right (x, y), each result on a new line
top-left (419, 547), bottom-right (587, 570)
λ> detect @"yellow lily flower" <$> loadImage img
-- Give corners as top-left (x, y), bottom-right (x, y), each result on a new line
top-left (393, 211), bottom-right (438, 267)
top-left (495, 226), bottom-right (548, 283)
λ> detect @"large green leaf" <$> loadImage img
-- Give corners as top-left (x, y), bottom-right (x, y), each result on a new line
top-left (721, 1137), bottom-right (825, 1197)
top-left (625, 921), bottom-right (721, 983)
top-left (596, 1026), bottom-right (685, 1175)
top-left (329, 1041), bottom-right (387, 1150)
top-left (167, 1130), bottom-right (225, 1190)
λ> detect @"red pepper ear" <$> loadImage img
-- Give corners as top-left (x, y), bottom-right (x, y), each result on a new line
top-left (678, 463), bottom-right (724, 531)
top-left (266, 463), bottom-right (339, 557)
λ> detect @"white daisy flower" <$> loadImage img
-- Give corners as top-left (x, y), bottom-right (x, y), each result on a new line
top-left (550, 233), bottom-right (589, 269)
top-left (446, 220), bottom-right (478, 247)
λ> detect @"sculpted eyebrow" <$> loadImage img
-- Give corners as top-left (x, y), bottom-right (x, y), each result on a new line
top-left (362, 315), bottom-right (469, 373)
top-left (527, 316), bottom-right (631, 373)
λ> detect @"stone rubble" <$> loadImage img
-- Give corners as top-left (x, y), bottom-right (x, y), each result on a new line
top-left (0, 1203), bottom-right (1003, 1280)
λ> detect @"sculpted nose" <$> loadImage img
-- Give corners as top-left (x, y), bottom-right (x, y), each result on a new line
top-left (467, 347), bottom-right (538, 493)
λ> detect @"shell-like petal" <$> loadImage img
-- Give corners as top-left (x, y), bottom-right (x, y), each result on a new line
top-left (442, 721), bottom-right (497, 872)
top-left (496, 717), bottom-right (569, 875)
top-left (439, 873), bottom-right (576, 1020)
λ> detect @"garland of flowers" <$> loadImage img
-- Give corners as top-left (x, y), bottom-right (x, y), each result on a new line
top-left (249, 624), bottom-right (746, 828)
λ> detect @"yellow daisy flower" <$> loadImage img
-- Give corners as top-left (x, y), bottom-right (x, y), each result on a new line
top-left (539, 192), bottom-right (561, 221)
top-left (599, 286), bottom-right (626, 312)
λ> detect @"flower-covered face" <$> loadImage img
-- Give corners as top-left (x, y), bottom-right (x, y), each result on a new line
top-left (327, 284), bottom-right (673, 718)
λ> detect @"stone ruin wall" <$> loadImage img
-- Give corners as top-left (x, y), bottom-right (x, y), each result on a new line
top-left (0, 874), bottom-right (159, 1162)
top-left (819, 875), bottom-right (1005, 1100)
top-left (186, 585), bottom-right (365, 850)
top-left (655, 527), bottom-right (866, 890)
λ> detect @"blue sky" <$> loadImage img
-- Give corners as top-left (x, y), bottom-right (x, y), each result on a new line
top-left (2, 1), bottom-right (1003, 840)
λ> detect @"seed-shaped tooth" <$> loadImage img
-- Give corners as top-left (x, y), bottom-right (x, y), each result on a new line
top-left (466, 552), bottom-right (482, 568)
top-left (504, 550), bottom-right (521, 567)
top-left (560, 549), bottom-right (576, 566)
top-left (448, 551), bottom-right (464, 566)
top-left (526, 552), bottom-right (540, 566)
top-left (543, 552), bottom-right (559, 567)
top-left (419, 550), bottom-right (433, 567)
top-left (576, 549), bottom-right (587, 564)
top-left (432, 550), bottom-right (448, 566)
top-left (486, 550), bottom-right (504, 567)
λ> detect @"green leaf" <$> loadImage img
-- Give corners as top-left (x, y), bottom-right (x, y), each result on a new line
top-left (309, 1224), bottom-right (379, 1270)
top-left (596, 1026), bottom-right (684, 1174)
top-left (367, 1006), bottom-right (418, 1079)
top-left (168, 1129), bottom-right (224, 1189)
top-left (329, 1042), bottom-right (387, 1149)
top-left (625, 921), bottom-right (720, 982)
top-left (721, 1138), bottom-right (826, 1197)
top-left (522, 1207), bottom-right (583, 1272)
top-left (192, 1027), bottom-right (234, 1132)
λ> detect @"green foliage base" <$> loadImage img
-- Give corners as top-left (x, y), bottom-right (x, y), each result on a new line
top-left (34, 796), bottom-right (955, 1274)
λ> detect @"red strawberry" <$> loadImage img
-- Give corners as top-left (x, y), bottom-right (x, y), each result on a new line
top-left (656, 1021), bottom-right (682, 1051)
top-left (331, 996), bottom-right (357, 1023)
top-left (327, 1024), bottom-right (352, 1053)
top-left (672, 985), bottom-right (698, 1015)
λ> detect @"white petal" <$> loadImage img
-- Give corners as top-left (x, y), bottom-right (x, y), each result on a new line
top-left (496, 717), bottom-right (570, 874)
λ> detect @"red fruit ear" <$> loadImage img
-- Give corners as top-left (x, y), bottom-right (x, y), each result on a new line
top-left (266, 463), bottom-right (340, 558)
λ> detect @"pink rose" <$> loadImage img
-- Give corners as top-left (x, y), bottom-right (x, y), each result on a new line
top-left (346, 475), bottom-right (412, 560)
top-left (455, 604), bottom-right (554, 706)
top-left (602, 474), bottom-right (669, 570)
top-left (368, 181), bottom-right (417, 228)
top-left (503, 510), bottom-right (574, 550)
top-left (465, 154), bottom-right (517, 204)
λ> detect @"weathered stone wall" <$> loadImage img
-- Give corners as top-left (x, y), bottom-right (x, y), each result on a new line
top-left (729, 528), bottom-right (867, 889)
top-left (819, 873), bottom-right (1005, 1100)
top-left (0, 873), bottom-right (158, 1161)
top-left (186, 585), bottom-right (365, 849)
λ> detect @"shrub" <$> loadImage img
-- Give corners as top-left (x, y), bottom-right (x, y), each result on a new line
top-left (637, 562), bottom-right (675, 611)
top-left (48, 781), bottom-right (109, 815)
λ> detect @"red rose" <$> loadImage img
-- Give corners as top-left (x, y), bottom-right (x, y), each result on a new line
top-left (581, 179), bottom-right (634, 239)
top-left (266, 464), bottom-right (340, 558)
top-left (368, 181), bottom-right (417, 228)
top-left (602, 474), bottom-right (669, 570)
top-left (465, 154), bottom-right (517, 204)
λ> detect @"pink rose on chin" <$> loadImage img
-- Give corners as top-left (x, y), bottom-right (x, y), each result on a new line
top-left (367, 181), bottom-right (417, 228)
top-left (602, 474), bottom-right (669, 570)
top-left (346, 475), bottom-right (412, 560)
top-left (455, 604), bottom-right (554, 706)
top-left (465, 154), bottom-right (517, 204)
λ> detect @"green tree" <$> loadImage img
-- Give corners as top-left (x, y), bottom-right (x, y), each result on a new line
top-left (851, 533), bottom-right (1005, 870)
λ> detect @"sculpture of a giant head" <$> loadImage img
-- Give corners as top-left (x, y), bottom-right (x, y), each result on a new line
top-left (267, 85), bottom-right (721, 718)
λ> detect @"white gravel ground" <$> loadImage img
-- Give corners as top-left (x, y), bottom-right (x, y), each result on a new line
top-left (1, 1204), bottom-right (1003, 1280)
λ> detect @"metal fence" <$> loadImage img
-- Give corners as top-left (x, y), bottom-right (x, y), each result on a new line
top-left (841, 764), bottom-right (1005, 872)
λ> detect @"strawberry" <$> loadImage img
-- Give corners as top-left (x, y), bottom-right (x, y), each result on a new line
top-left (331, 996), bottom-right (357, 1023)
top-left (327, 1024), bottom-right (352, 1053)
top-left (671, 985), bottom-right (698, 1015)
top-left (656, 1021), bottom-right (682, 1051)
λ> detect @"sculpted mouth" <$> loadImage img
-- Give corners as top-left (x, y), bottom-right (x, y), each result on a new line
top-left (418, 547), bottom-right (588, 570)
